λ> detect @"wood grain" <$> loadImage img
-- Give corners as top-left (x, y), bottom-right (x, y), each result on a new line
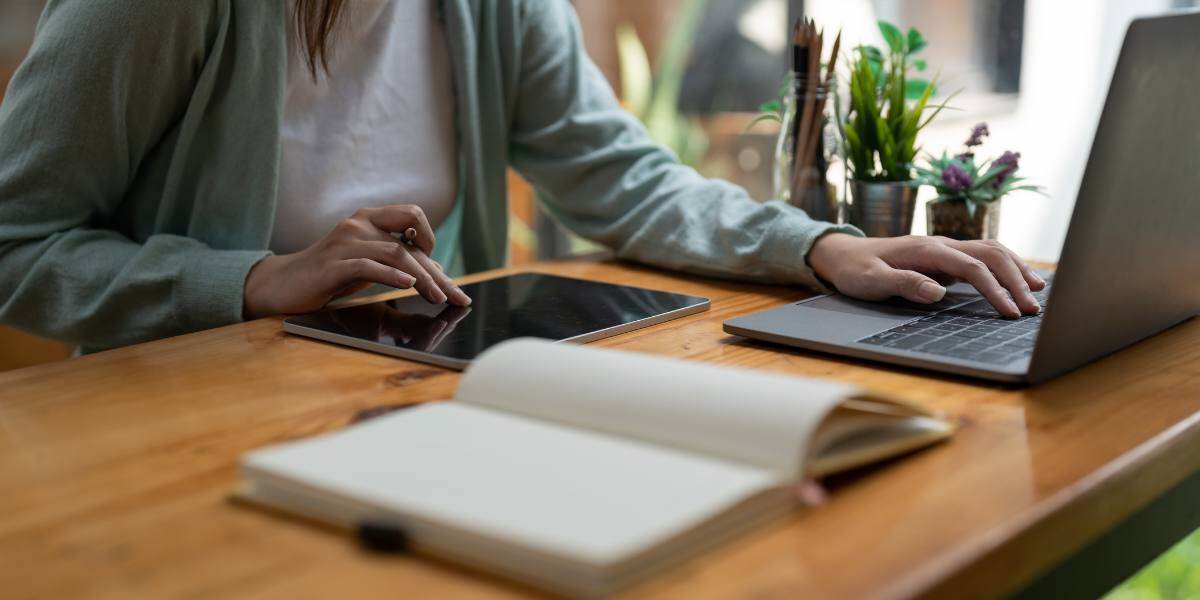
top-left (1, 259), bottom-right (1197, 599)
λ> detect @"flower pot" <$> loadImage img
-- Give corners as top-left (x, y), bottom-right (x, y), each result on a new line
top-left (926, 199), bottom-right (1001, 240)
top-left (848, 181), bottom-right (918, 237)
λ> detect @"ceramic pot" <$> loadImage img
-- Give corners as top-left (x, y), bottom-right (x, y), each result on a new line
top-left (926, 199), bottom-right (1001, 240)
top-left (848, 180), bottom-right (918, 237)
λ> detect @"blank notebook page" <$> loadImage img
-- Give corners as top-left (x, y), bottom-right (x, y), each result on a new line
top-left (244, 403), bottom-right (778, 567)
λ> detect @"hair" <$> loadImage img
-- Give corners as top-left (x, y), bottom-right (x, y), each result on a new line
top-left (293, 0), bottom-right (350, 77)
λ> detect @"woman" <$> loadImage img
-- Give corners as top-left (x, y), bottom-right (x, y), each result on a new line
top-left (0, 0), bottom-right (1043, 352)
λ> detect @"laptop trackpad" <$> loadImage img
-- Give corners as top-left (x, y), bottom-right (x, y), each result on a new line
top-left (762, 290), bottom-right (981, 342)
top-left (804, 289), bottom-right (978, 317)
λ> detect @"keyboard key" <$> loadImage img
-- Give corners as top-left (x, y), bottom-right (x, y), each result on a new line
top-left (888, 334), bottom-right (939, 349)
top-left (954, 329), bottom-right (987, 339)
top-left (923, 340), bottom-right (962, 353)
top-left (855, 281), bottom-right (1055, 355)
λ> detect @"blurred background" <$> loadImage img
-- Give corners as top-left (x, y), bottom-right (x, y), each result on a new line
top-left (0, 0), bottom-right (1198, 594)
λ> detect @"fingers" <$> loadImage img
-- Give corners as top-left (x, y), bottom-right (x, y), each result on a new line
top-left (407, 246), bottom-right (472, 306)
top-left (327, 258), bottom-right (416, 294)
top-left (828, 235), bottom-right (1044, 319)
top-left (921, 243), bottom-right (1021, 318)
top-left (883, 267), bottom-right (948, 304)
top-left (995, 243), bottom-right (1046, 291)
top-left (359, 206), bottom-right (436, 255)
top-left (352, 241), bottom-right (444, 304)
top-left (949, 240), bottom-right (1041, 314)
top-left (348, 241), bottom-right (469, 306)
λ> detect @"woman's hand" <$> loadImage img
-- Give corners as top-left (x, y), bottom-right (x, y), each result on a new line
top-left (243, 205), bottom-right (471, 319)
top-left (807, 234), bottom-right (1046, 318)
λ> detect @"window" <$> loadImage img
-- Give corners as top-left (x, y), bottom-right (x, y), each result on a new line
top-left (575, 0), bottom-right (1193, 261)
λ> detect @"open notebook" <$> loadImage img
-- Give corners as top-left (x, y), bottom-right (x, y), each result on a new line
top-left (239, 339), bottom-right (952, 597)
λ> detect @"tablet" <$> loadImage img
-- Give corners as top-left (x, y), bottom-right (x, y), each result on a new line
top-left (282, 273), bottom-right (710, 369)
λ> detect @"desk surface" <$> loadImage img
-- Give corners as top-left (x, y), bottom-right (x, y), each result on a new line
top-left (2, 260), bottom-right (1199, 599)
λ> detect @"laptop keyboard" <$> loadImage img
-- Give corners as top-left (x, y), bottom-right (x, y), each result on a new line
top-left (856, 286), bottom-right (1052, 365)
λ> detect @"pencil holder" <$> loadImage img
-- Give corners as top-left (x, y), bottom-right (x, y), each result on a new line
top-left (773, 77), bottom-right (838, 223)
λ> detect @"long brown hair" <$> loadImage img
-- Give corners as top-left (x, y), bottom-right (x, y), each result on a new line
top-left (294, 0), bottom-right (349, 77)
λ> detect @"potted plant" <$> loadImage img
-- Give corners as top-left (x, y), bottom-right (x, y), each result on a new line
top-left (837, 21), bottom-right (950, 236)
top-left (915, 123), bottom-right (1041, 240)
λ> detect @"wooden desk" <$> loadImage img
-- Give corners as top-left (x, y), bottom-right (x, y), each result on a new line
top-left (2, 260), bottom-right (1198, 599)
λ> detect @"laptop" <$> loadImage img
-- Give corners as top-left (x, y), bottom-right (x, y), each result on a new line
top-left (724, 11), bottom-right (1200, 384)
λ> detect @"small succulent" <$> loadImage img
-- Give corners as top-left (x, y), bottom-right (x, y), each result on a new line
top-left (914, 122), bottom-right (1041, 216)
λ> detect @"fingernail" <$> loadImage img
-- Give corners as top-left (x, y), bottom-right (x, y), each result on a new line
top-left (449, 287), bottom-right (472, 306)
top-left (1034, 274), bottom-right (1045, 286)
top-left (918, 281), bottom-right (946, 302)
top-left (430, 288), bottom-right (447, 304)
top-left (1005, 299), bottom-right (1020, 317)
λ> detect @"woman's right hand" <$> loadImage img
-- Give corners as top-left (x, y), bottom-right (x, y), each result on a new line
top-left (243, 205), bottom-right (471, 320)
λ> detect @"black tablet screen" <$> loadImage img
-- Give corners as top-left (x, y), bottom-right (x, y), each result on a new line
top-left (285, 273), bottom-right (709, 363)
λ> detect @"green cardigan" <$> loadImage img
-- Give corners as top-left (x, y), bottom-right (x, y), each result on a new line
top-left (0, 0), bottom-right (860, 351)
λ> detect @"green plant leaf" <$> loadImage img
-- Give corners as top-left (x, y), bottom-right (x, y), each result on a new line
top-left (862, 45), bottom-right (885, 64)
top-left (878, 21), bottom-right (904, 54)
top-left (875, 117), bottom-right (897, 175)
top-left (905, 78), bottom-right (933, 100)
top-left (906, 28), bottom-right (927, 54)
top-left (743, 113), bottom-right (781, 132)
top-left (975, 162), bottom-right (1010, 188)
top-left (857, 46), bottom-right (884, 90)
top-left (918, 89), bottom-right (962, 129)
top-left (758, 100), bottom-right (781, 114)
top-left (913, 59), bottom-right (927, 71)
top-left (868, 61), bottom-right (884, 89)
top-left (1011, 184), bottom-right (1047, 194)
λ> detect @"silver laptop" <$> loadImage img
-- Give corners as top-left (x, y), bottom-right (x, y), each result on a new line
top-left (724, 12), bottom-right (1200, 384)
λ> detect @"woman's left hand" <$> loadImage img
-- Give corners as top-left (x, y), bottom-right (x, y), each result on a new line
top-left (806, 234), bottom-right (1046, 318)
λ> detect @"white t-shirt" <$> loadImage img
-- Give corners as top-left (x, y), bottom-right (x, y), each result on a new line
top-left (271, 0), bottom-right (458, 255)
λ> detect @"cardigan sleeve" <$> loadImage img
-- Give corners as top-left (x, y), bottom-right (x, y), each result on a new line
top-left (506, 0), bottom-right (862, 287)
top-left (0, 0), bottom-right (268, 349)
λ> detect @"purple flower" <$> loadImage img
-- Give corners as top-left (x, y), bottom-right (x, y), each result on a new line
top-left (941, 163), bottom-right (973, 193)
top-left (965, 122), bottom-right (990, 148)
top-left (993, 151), bottom-right (1021, 186)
